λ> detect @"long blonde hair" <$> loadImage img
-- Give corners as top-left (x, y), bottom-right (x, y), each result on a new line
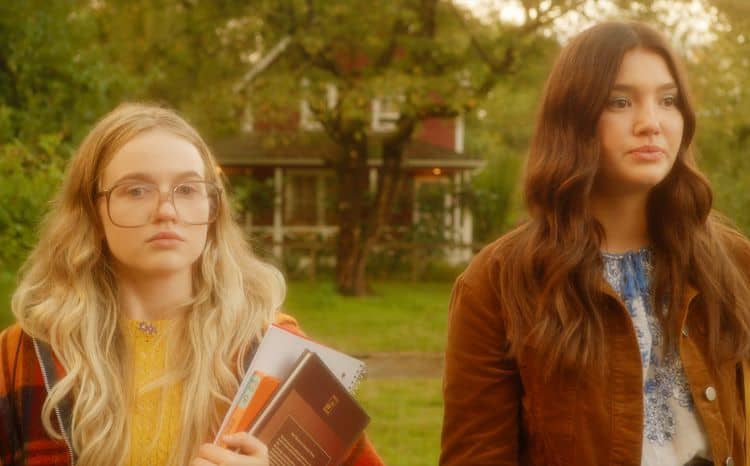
top-left (12, 103), bottom-right (285, 465)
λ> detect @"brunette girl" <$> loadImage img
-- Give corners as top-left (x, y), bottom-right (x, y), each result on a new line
top-left (441, 21), bottom-right (750, 466)
top-left (0, 103), bottom-right (382, 466)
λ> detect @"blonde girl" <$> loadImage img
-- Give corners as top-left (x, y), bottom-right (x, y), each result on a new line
top-left (0, 103), bottom-right (382, 466)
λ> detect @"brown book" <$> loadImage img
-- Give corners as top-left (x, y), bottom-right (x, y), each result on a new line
top-left (248, 350), bottom-right (371, 466)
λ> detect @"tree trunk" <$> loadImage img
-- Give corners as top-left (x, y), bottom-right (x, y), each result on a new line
top-left (335, 141), bottom-right (372, 295)
top-left (336, 235), bottom-right (372, 295)
top-left (334, 131), bottom-right (410, 295)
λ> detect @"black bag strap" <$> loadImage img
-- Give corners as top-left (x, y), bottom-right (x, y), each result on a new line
top-left (34, 340), bottom-right (76, 462)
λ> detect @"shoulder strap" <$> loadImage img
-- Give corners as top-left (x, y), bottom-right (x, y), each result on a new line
top-left (34, 340), bottom-right (76, 462)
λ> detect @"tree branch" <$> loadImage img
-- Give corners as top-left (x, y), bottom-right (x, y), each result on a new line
top-left (420, 0), bottom-right (437, 37)
top-left (383, 114), bottom-right (417, 154)
top-left (0, 53), bottom-right (20, 108)
top-left (519, 0), bottom-right (587, 35)
top-left (373, 19), bottom-right (406, 69)
top-left (233, 35), bottom-right (293, 92)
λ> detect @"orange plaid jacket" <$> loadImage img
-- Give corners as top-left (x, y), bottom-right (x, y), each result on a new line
top-left (0, 316), bottom-right (383, 466)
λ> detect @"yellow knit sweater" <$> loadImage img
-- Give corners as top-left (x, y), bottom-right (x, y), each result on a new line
top-left (124, 320), bottom-right (182, 466)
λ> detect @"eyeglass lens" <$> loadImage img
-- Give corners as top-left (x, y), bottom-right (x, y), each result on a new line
top-left (107, 182), bottom-right (218, 227)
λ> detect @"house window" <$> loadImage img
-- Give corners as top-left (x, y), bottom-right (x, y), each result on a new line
top-left (389, 177), bottom-right (413, 227)
top-left (323, 177), bottom-right (338, 225)
top-left (247, 174), bottom-right (274, 226)
top-left (413, 177), bottom-right (451, 241)
top-left (226, 171), bottom-right (274, 227)
top-left (300, 82), bottom-right (337, 131)
top-left (285, 174), bottom-right (317, 225)
top-left (372, 97), bottom-right (401, 132)
top-left (284, 170), bottom-right (336, 226)
top-left (299, 101), bottom-right (323, 131)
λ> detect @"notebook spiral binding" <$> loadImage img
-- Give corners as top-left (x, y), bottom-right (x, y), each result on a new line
top-left (347, 364), bottom-right (367, 392)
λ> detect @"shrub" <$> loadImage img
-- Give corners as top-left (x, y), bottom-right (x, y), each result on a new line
top-left (0, 136), bottom-right (67, 271)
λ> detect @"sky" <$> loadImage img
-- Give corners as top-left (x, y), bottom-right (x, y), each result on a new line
top-left (452, 0), bottom-right (719, 49)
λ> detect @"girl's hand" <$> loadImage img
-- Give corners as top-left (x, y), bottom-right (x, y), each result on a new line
top-left (191, 433), bottom-right (269, 466)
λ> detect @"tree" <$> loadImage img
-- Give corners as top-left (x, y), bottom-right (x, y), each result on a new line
top-left (238, 0), bottom-right (736, 295)
top-left (87, 0), bottom-right (261, 135)
top-left (5, 0), bottom-right (742, 294)
top-left (230, 0), bottom-right (590, 295)
top-left (689, 1), bottom-right (750, 230)
top-left (0, 0), bottom-right (138, 272)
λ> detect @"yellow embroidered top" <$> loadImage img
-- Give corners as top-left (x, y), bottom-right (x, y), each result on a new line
top-left (124, 320), bottom-right (182, 466)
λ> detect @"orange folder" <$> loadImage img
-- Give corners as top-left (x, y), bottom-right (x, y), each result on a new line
top-left (235, 374), bottom-right (280, 431)
top-left (217, 370), bottom-right (280, 447)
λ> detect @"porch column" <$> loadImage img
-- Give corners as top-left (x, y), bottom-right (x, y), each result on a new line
top-left (443, 172), bottom-right (463, 264)
top-left (243, 169), bottom-right (253, 233)
top-left (412, 180), bottom-right (420, 225)
top-left (461, 170), bottom-right (473, 261)
top-left (453, 172), bottom-right (462, 246)
top-left (273, 167), bottom-right (283, 259)
top-left (316, 174), bottom-right (326, 226)
top-left (443, 189), bottom-right (452, 242)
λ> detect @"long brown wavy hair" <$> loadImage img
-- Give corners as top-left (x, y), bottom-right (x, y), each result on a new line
top-left (498, 21), bottom-right (750, 375)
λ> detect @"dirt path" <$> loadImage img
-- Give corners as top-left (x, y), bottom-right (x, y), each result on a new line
top-left (357, 352), bottom-right (444, 379)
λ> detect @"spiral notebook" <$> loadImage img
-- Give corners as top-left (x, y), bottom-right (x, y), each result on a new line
top-left (245, 324), bottom-right (366, 391)
top-left (215, 324), bottom-right (366, 443)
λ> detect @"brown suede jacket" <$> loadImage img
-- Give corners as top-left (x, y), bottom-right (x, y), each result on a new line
top-left (441, 231), bottom-right (749, 466)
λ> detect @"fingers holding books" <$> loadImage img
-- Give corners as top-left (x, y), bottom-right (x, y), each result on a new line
top-left (192, 433), bottom-right (269, 466)
top-left (225, 432), bottom-right (269, 457)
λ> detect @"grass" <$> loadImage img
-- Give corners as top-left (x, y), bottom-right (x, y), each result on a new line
top-left (356, 378), bottom-right (443, 466)
top-left (284, 280), bottom-right (452, 354)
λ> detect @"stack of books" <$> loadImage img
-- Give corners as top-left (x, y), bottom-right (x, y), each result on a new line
top-left (214, 325), bottom-right (369, 466)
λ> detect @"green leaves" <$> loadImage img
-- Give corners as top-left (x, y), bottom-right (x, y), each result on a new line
top-left (0, 138), bottom-right (67, 270)
top-left (0, 1), bottom-right (138, 143)
top-left (0, 1), bottom-right (139, 271)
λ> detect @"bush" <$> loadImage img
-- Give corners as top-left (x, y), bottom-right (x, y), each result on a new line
top-left (0, 136), bottom-right (67, 271)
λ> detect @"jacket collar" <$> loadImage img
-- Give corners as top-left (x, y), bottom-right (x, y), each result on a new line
top-left (599, 278), bottom-right (699, 335)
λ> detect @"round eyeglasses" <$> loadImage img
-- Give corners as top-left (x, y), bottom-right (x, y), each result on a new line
top-left (97, 181), bottom-right (221, 228)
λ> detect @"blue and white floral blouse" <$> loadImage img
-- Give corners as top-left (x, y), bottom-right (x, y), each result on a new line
top-left (602, 249), bottom-right (711, 465)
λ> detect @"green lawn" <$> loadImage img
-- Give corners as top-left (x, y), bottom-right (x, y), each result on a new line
top-left (284, 280), bottom-right (451, 354)
top-left (357, 378), bottom-right (443, 466)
